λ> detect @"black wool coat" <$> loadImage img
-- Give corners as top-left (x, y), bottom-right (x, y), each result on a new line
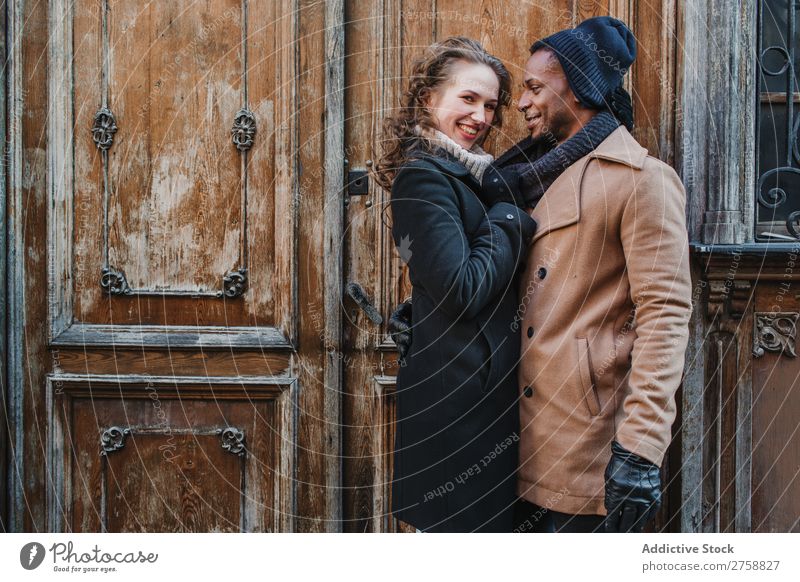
top-left (389, 148), bottom-right (537, 532)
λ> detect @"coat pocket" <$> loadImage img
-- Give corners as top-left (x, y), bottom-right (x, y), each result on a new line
top-left (441, 326), bottom-right (493, 401)
top-left (577, 337), bottom-right (601, 416)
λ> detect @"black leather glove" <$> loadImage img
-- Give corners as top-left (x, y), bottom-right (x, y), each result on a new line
top-left (480, 166), bottom-right (527, 208)
top-left (604, 441), bottom-right (662, 533)
top-left (388, 300), bottom-right (413, 363)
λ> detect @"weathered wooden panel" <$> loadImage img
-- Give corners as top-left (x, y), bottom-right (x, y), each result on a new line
top-left (105, 432), bottom-right (245, 533)
top-left (49, 376), bottom-right (295, 532)
top-left (630, 0), bottom-right (677, 163)
top-left (8, 0), bottom-right (338, 534)
top-left (66, 0), bottom-right (298, 331)
top-left (291, 0), bottom-right (343, 531)
top-left (751, 283), bottom-right (800, 532)
top-left (11, 0), bottom-right (51, 532)
top-left (693, 245), bottom-right (800, 532)
top-left (52, 348), bottom-right (291, 378)
top-left (702, 332), bottom-right (741, 532)
top-left (106, 0), bottom-right (243, 292)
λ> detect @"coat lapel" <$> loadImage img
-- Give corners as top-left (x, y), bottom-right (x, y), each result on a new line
top-left (529, 126), bottom-right (647, 244)
top-left (530, 156), bottom-right (591, 243)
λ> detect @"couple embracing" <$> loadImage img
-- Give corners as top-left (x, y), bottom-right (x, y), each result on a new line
top-left (373, 17), bottom-right (692, 533)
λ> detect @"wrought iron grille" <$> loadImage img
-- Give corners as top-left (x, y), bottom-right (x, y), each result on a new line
top-left (757, 0), bottom-right (800, 240)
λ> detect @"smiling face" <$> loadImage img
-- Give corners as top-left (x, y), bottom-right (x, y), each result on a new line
top-left (517, 49), bottom-right (594, 144)
top-left (425, 60), bottom-right (500, 150)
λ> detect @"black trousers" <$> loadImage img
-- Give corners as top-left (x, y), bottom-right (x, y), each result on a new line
top-left (513, 499), bottom-right (606, 533)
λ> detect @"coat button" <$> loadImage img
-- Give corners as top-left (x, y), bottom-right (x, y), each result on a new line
top-left (523, 385), bottom-right (533, 398)
top-left (506, 213), bottom-right (514, 220)
top-left (527, 326), bottom-right (534, 338)
top-left (537, 267), bottom-right (547, 279)
top-left (493, 177), bottom-right (499, 183)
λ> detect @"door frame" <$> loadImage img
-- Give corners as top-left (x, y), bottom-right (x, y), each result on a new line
top-left (4, 0), bottom-right (25, 532)
top-left (322, 0), bottom-right (346, 529)
top-left (0, 0), bottom-right (9, 533)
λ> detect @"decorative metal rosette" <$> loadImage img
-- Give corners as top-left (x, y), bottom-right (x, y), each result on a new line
top-left (221, 267), bottom-right (248, 298)
top-left (217, 427), bottom-right (246, 456)
top-left (231, 108), bottom-right (256, 152)
top-left (101, 426), bottom-right (131, 455)
top-left (92, 107), bottom-right (118, 151)
top-left (100, 267), bottom-right (132, 295)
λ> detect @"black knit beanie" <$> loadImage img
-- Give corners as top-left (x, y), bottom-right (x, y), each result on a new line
top-left (531, 16), bottom-right (636, 129)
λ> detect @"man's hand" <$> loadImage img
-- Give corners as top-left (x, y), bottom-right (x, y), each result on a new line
top-left (604, 441), bottom-right (662, 532)
top-left (388, 300), bottom-right (413, 363)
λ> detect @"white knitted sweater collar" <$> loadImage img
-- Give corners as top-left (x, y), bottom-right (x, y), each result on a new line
top-left (417, 126), bottom-right (494, 182)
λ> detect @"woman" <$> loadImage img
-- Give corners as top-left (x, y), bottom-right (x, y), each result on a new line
top-left (373, 37), bottom-right (537, 532)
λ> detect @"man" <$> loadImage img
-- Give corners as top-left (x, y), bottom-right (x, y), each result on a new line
top-left (390, 17), bottom-right (692, 533)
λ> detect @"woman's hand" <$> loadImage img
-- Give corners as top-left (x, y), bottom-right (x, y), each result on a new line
top-left (480, 166), bottom-right (526, 208)
top-left (388, 300), bottom-right (413, 363)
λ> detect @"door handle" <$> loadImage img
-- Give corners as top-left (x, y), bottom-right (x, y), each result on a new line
top-left (345, 282), bottom-right (383, 325)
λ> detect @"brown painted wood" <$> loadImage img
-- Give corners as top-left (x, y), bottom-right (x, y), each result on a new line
top-left (14, 0), bottom-right (51, 532)
top-left (69, 1), bottom-right (296, 330)
top-left (12, 0), bottom-right (339, 533)
top-left (52, 377), bottom-right (293, 532)
top-left (751, 283), bottom-right (800, 532)
top-left (53, 349), bottom-right (291, 378)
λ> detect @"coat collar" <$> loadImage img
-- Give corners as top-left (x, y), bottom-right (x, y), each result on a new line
top-left (587, 125), bottom-right (648, 170)
top-left (529, 126), bottom-right (648, 244)
top-left (412, 148), bottom-right (472, 178)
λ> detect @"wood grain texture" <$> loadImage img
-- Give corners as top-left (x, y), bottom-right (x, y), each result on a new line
top-left (66, 0), bottom-right (297, 330)
top-left (106, 0), bottom-right (243, 293)
top-left (50, 323), bottom-right (291, 349)
top-left (13, 0), bottom-right (51, 532)
top-left (678, 0), bottom-right (756, 244)
top-left (322, 0), bottom-right (346, 530)
top-left (49, 376), bottom-right (295, 532)
top-left (291, 0), bottom-right (339, 531)
top-left (52, 348), bottom-right (291, 378)
top-left (26, 0), bottom-right (324, 534)
top-left (342, 0), bottom-right (386, 533)
top-left (751, 284), bottom-right (800, 532)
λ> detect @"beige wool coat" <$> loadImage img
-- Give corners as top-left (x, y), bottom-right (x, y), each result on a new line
top-left (515, 126), bottom-right (692, 516)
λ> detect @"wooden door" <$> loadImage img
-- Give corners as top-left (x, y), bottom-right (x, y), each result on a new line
top-left (8, 0), bottom-right (343, 532)
top-left (341, 0), bottom-right (678, 531)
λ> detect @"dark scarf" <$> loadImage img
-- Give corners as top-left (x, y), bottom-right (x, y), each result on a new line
top-left (493, 110), bottom-right (621, 208)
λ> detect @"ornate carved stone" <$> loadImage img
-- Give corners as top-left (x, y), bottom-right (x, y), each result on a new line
top-left (100, 427), bottom-right (131, 455)
top-left (754, 313), bottom-right (798, 358)
top-left (729, 280), bottom-right (752, 319)
top-left (707, 279), bottom-right (752, 322)
top-left (217, 427), bottom-right (245, 456)
top-left (92, 107), bottom-right (118, 151)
